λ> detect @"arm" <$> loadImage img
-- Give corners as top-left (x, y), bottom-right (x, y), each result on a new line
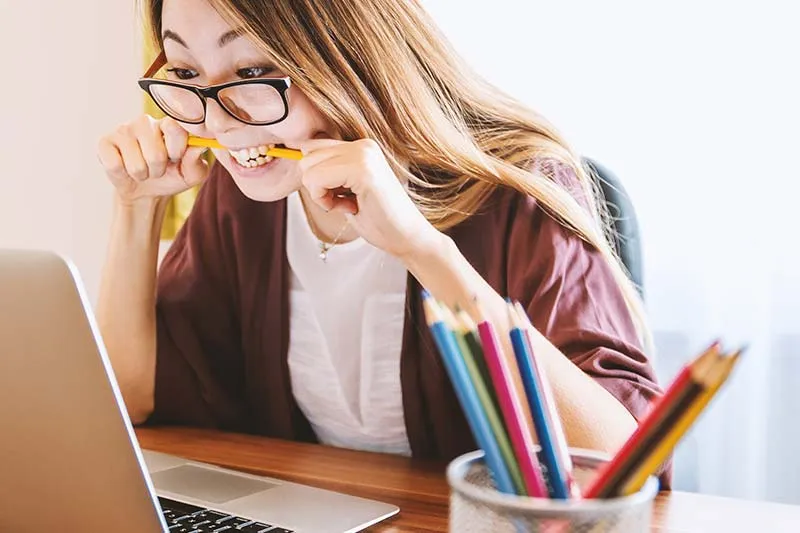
top-left (96, 198), bottom-right (169, 424)
top-left (292, 138), bottom-right (656, 455)
top-left (402, 233), bottom-right (639, 455)
top-left (97, 165), bottom-right (238, 429)
top-left (95, 114), bottom-right (211, 424)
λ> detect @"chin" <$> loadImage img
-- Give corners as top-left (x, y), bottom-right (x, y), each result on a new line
top-left (217, 151), bottom-right (299, 203)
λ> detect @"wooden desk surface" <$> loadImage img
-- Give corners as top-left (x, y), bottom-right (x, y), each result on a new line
top-left (136, 427), bottom-right (800, 532)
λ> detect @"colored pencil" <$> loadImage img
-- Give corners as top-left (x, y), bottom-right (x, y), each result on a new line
top-left (619, 348), bottom-right (742, 495)
top-left (603, 374), bottom-right (705, 497)
top-left (475, 303), bottom-right (549, 498)
top-left (583, 341), bottom-right (721, 498)
top-left (455, 309), bottom-right (502, 423)
top-left (421, 292), bottom-right (517, 494)
top-left (186, 136), bottom-right (304, 160)
top-left (441, 307), bottom-right (527, 495)
top-left (513, 302), bottom-right (578, 499)
top-left (508, 302), bottom-right (570, 499)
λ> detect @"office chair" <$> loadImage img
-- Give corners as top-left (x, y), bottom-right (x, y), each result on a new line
top-left (582, 158), bottom-right (644, 299)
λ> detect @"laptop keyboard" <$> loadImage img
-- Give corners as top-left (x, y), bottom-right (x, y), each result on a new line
top-left (159, 496), bottom-right (294, 533)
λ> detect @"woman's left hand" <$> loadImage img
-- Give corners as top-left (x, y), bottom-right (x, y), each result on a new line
top-left (297, 137), bottom-right (443, 260)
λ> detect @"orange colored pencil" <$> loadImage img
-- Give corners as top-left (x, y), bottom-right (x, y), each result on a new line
top-left (186, 136), bottom-right (303, 160)
top-left (583, 341), bottom-right (721, 498)
top-left (619, 349), bottom-right (742, 495)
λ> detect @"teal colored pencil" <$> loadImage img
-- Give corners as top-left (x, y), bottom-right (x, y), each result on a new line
top-left (443, 308), bottom-right (526, 496)
top-left (421, 292), bottom-right (518, 495)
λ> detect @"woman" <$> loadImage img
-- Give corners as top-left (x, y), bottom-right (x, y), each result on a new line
top-left (97, 0), bottom-right (669, 485)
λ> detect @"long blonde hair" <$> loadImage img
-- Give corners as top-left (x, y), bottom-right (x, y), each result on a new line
top-left (144, 0), bottom-right (652, 351)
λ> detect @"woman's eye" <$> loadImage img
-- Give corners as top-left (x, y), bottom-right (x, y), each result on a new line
top-left (165, 68), bottom-right (198, 80)
top-left (237, 66), bottom-right (274, 79)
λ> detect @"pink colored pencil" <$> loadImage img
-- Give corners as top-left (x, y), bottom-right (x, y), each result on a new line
top-left (476, 306), bottom-right (548, 498)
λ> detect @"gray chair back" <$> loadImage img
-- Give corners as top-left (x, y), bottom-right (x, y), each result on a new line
top-left (583, 158), bottom-right (644, 298)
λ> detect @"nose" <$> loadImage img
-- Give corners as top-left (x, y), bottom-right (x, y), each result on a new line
top-left (203, 98), bottom-right (240, 136)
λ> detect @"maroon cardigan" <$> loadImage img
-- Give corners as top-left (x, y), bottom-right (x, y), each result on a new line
top-left (149, 162), bottom-right (671, 488)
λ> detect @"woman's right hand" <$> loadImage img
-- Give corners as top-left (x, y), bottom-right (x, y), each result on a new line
top-left (97, 115), bottom-right (210, 205)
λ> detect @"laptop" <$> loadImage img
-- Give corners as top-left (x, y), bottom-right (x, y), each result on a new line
top-left (0, 249), bottom-right (399, 533)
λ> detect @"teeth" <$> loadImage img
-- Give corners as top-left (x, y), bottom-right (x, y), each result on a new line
top-left (228, 144), bottom-right (275, 168)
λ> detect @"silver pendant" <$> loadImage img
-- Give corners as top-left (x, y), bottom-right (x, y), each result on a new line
top-left (319, 243), bottom-right (329, 262)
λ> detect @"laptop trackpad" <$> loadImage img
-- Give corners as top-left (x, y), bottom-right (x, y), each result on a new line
top-left (151, 464), bottom-right (278, 504)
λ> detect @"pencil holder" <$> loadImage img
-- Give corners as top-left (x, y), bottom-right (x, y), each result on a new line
top-left (447, 449), bottom-right (659, 533)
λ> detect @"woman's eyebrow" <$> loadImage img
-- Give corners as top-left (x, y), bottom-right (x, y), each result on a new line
top-left (161, 28), bottom-right (244, 48)
top-left (217, 28), bottom-right (244, 47)
top-left (162, 29), bottom-right (187, 47)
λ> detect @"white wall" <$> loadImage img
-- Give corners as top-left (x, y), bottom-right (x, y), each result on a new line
top-left (422, 0), bottom-right (798, 281)
top-left (0, 1), bottom-right (141, 304)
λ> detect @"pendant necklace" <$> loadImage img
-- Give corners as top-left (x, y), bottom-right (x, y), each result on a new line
top-left (300, 197), bottom-right (350, 263)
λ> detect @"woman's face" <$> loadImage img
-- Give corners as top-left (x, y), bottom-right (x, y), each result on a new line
top-left (160, 0), bottom-right (337, 202)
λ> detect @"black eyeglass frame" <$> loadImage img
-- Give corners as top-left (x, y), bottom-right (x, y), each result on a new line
top-left (137, 76), bottom-right (292, 126)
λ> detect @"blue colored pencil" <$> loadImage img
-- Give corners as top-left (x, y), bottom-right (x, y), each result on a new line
top-left (442, 308), bottom-right (527, 495)
top-left (513, 301), bottom-right (578, 498)
top-left (421, 291), bottom-right (517, 495)
top-left (507, 301), bottom-right (571, 499)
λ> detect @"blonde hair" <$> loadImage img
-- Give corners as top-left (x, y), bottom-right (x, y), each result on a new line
top-left (143, 0), bottom-right (652, 351)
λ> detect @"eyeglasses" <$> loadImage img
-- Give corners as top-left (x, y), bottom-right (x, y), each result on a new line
top-left (138, 50), bottom-right (291, 126)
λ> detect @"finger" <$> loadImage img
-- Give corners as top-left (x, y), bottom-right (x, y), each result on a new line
top-left (112, 131), bottom-right (149, 181)
top-left (296, 138), bottom-right (347, 169)
top-left (297, 146), bottom-right (348, 175)
top-left (160, 117), bottom-right (189, 163)
top-left (179, 146), bottom-right (210, 187)
top-left (295, 137), bottom-right (343, 155)
top-left (97, 137), bottom-right (128, 184)
top-left (329, 195), bottom-right (359, 215)
top-left (302, 162), bottom-right (357, 207)
top-left (304, 181), bottom-right (336, 212)
top-left (300, 151), bottom-right (352, 182)
top-left (133, 118), bottom-right (168, 179)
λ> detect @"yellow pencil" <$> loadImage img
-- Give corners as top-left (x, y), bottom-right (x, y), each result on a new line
top-left (186, 136), bottom-right (304, 160)
top-left (619, 349), bottom-right (742, 495)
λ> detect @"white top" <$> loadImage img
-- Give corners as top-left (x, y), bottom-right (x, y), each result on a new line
top-left (285, 191), bottom-right (412, 456)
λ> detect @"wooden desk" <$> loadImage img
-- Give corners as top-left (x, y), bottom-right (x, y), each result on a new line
top-left (136, 427), bottom-right (800, 532)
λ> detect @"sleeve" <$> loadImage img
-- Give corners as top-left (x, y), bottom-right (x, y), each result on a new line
top-left (505, 157), bottom-right (663, 420)
top-left (507, 193), bottom-right (662, 421)
top-left (504, 181), bottom-right (672, 487)
top-left (147, 164), bottom-right (244, 428)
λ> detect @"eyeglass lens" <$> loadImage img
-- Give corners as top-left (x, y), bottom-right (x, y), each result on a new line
top-left (149, 83), bottom-right (285, 124)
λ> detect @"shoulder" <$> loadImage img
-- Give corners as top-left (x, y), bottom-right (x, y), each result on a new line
top-left (452, 158), bottom-right (592, 247)
top-left (445, 158), bottom-right (610, 300)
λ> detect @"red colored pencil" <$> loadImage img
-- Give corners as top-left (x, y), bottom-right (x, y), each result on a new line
top-left (583, 341), bottom-right (721, 498)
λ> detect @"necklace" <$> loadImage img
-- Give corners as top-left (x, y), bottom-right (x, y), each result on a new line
top-left (299, 195), bottom-right (350, 263)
